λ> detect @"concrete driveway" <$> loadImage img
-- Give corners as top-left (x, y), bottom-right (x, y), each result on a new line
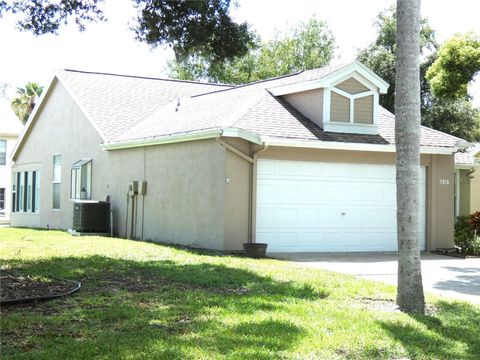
top-left (270, 252), bottom-right (480, 304)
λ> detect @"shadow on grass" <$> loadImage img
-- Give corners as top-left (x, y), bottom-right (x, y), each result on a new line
top-left (1, 254), bottom-right (322, 359)
top-left (378, 300), bottom-right (480, 359)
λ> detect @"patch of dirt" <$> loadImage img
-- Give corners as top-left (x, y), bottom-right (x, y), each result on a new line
top-left (355, 297), bottom-right (438, 315)
top-left (92, 274), bottom-right (170, 293)
top-left (0, 275), bottom-right (79, 304)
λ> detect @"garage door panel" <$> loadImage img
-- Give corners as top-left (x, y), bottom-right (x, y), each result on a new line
top-left (297, 208), bottom-right (321, 227)
top-left (342, 209), bottom-right (363, 228)
top-left (323, 162), bottom-right (345, 178)
top-left (299, 162), bottom-right (324, 177)
top-left (343, 184), bottom-right (364, 202)
top-left (257, 159), bottom-right (426, 252)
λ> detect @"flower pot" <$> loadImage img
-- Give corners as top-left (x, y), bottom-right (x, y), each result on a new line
top-left (243, 243), bottom-right (268, 258)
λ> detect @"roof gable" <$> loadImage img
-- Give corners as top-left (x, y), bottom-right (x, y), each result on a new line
top-left (268, 62), bottom-right (389, 96)
top-left (12, 70), bottom-right (231, 160)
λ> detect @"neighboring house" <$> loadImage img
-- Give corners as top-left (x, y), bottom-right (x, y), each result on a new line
top-left (454, 143), bottom-right (480, 217)
top-left (0, 100), bottom-right (23, 223)
top-left (11, 62), bottom-right (464, 252)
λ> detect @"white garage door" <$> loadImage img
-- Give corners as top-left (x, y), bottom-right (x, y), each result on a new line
top-left (256, 159), bottom-right (426, 252)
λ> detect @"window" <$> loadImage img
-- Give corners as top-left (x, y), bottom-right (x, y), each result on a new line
top-left (53, 155), bottom-right (61, 209)
top-left (12, 170), bottom-right (39, 213)
top-left (0, 140), bottom-right (6, 165)
top-left (12, 175), bottom-right (16, 212)
top-left (0, 188), bottom-right (5, 216)
top-left (70, 159), bottom-right (92, 200)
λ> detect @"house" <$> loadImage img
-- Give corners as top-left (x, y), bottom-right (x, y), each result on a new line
top-left (455, 143), bottom-right (480, 217)
top-left (10, 62), bottom-right (463, 252)
top-left (0, 100), bottom-right (23, 223)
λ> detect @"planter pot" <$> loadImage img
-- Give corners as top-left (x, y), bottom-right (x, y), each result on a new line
top-left (243, 243), bottom-right (268, 258)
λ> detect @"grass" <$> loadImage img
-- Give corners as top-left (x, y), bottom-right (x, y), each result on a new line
top-left (1, 228), bottom-right (479, 359)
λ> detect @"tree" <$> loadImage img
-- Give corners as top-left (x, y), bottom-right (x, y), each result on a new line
top-left (11, 82), bottom-right (43, 124)
top-left (395, 0), bottom-right (425, 314)
top-left (167, 17), bottom-right (335, 84)
top-left (357, 7), bottom-right (436, 113)
top-left (0, 0), bottom-right (254, 62)
top-left (422, 98), bottom-right (480, 142)
top-left (426, 32), bottom-right (480, 99)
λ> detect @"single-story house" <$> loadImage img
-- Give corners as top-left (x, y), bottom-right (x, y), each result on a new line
top-left (11, 62), bottom-right (464, 252)
top-left (0, 100), bottom-right (23, 223)
top-left (455, 143), bottom-right (480, 217)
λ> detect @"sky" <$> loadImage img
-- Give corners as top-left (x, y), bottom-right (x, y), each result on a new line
top-left (0, 0), bottom-right (479, 104)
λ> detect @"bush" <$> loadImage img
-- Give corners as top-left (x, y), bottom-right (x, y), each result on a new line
top-left (455, 215), bottom-right (480, 255)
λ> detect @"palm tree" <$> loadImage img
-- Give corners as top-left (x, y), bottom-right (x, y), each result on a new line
top-left (395, 0), bottom-right (425, 314)
top-left (11, 82), bottom-right (44, 124)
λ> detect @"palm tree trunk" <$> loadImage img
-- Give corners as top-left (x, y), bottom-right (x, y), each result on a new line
top-left (395, 0), bottom-right (425, 314)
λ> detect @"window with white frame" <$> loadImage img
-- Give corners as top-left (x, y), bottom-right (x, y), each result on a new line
top-left (12, 170), bottom-right (39, 213)
top-left (70, 159), bottom-right (92, 200)
top-left (0, 140), bottom-right (6, 165)
top-left (53, 155), bottom-right (61, 209)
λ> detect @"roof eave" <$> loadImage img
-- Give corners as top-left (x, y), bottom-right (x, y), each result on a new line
top-left (261, 137), bottom-right (457, 155)
top-left (102, 127), bottom-right (263, 151)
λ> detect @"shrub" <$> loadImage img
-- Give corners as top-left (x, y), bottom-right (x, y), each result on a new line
top-left (454, 215), bottom-right (480, 255)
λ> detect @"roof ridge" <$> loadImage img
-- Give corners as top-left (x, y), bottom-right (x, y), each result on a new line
top-left (190, 70), bottom-right (305, 99)
top-left (60, 69), bottom-right (232, 88)
top-left (189, 62), bottom-right (352, 99)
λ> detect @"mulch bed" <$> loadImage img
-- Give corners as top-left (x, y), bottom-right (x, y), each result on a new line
top-left (431, 250), bottom-right (480, 259)
top-left (0, 275), bottom-right (81, 305)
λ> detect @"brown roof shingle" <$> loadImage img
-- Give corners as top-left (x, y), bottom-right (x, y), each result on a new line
top-left (58, 65), bottom-right (462, 150)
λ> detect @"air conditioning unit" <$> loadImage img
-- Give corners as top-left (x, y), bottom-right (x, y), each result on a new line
top-left (72, 201), bottom-right (110, 233)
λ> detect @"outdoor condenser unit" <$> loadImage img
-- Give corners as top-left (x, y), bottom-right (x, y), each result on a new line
top-left (72, 201), bottom-right (110, 233)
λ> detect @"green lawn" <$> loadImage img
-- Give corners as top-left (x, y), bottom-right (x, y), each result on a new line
top-left (1, 228), bottom-right (479, 359)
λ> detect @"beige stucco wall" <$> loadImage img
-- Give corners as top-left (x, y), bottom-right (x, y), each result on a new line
top-left (458, 167), bottom-right (480, 216)
top-left (470, 167), bottom-right (480, 213)
top-left (459, 169), bottom-right (472, 216)
top-left (282, 88), bottom-right (324, 128)
top-left (223, 138), bottom-right (251, 251)
top-left (11, 81), bottom-right (227, 250)
top-left (223, 145), bottom-right (454, 252)
top-left (0, 135), bottom-right (19, 221)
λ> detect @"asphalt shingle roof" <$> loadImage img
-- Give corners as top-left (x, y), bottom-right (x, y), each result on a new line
top-left (57, 65), bottom-right (461, 149)
top-left (57, 70), bottom-right (231, 141)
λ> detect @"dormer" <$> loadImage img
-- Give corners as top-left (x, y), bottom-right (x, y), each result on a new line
top-left (269, 62), bottom-right (389, 135)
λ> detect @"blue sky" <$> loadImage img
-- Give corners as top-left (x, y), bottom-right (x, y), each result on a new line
top-left (0, 0), bottom-right (479, 104)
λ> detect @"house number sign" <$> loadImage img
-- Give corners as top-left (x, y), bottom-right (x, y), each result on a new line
top-left (439, 179), bottom-right (449, 185)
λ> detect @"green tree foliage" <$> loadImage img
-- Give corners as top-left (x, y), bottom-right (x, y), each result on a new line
top-left (0, 0), bottom-right (105, 34)
top-left (167, 17), bottom-right (335, 84)
top-left (426, 32), bottom-right (480, 99)
top-left (0, 0), bottom-right (254, 62)
top-left (422, 98), bottom-right (480, 141)
top-left (357, 7), bottom-right (437, 113)
top-left (11, 82), bottom-right (43, 124)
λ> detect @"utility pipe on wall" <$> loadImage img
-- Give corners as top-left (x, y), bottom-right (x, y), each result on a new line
top-left (216, 136), bottom-right (268, 244)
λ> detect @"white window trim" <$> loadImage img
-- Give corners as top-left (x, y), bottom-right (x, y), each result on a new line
top-left (70, 159), bottom-right (92, 200)
top-left (53, 155), bottom-right (62, 210)
top-left (12, 170), bottom-right (40, 215)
